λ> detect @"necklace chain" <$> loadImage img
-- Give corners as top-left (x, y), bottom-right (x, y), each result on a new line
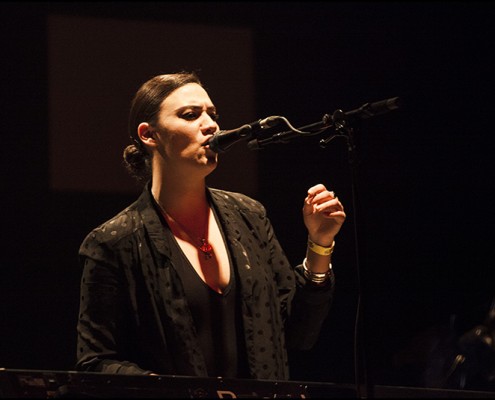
top-left (154, 197), bottom-right (213, 260)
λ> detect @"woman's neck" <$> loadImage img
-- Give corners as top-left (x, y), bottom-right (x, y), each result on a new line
top-left (151, 174), bottom-right (209, 222)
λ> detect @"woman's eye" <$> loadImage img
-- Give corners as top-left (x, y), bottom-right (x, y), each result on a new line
top-left (180, 110), bottom-right (219, 121)
top-left (182, 112), bottom-right (198, 120)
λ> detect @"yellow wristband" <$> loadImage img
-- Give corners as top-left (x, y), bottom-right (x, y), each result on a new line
top-left (308, 238), bottom-right (335, 256)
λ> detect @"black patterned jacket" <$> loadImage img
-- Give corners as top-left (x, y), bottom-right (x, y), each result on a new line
top-left (76, 184), bottom-right (335, 380)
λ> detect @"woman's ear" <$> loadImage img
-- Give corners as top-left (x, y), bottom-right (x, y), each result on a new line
top-left (137, 122), bottom-right (157, 147)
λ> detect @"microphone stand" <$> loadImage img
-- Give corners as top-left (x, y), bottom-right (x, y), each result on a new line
top-left (321, 110), bottom-right (373, 399)
top-left (322, 99), bottom-right (400, 398)
top-left (250, 111), bottom-right (372, 398)
top-left (249, 98), bottom-right (399, 398)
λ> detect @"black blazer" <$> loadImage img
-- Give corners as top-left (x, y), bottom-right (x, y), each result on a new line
top-left (76, 184), bottom-right (334, 380)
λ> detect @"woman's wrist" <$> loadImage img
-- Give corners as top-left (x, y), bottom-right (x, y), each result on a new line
top-left (302, 258), bottom-right (332, 285)
top-left (305, 237), bottom-right (335, 274)
top-left (307, 237), bottom-right (335, 256)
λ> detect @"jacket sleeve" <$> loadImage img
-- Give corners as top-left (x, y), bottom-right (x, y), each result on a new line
top-left (75, 230), bottom-right (152, 375)
top-left (263, 209), bottom-right (335, 351)
top-left (285, 264), bottom-right (335, 350)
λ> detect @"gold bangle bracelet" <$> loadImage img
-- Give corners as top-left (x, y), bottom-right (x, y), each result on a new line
top-left (308, 238), bottom-right (335, 256)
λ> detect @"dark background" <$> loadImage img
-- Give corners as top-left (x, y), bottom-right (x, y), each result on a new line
top-left (1, 1), bottom-right (495, 391)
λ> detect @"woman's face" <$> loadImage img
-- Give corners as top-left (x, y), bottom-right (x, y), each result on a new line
top-left (153, 82), bottom-right (220, 173)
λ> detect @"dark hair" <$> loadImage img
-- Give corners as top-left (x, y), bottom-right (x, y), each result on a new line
top-left (123, 72), bottom-right (203, 183)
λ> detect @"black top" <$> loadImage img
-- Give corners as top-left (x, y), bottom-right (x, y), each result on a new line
top-left (166, 207), bottom-right (248, 377)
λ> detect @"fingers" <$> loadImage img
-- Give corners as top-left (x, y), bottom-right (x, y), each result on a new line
top-left (306, 184), bottom-right (337, 205)
top-left (305, 184), bottom-right (344, 217)
top-left (306, 183), bottom-right (328, 197)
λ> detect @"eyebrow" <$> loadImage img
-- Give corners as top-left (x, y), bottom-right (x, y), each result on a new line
top-left (177, 105), bottom-right (217, 113)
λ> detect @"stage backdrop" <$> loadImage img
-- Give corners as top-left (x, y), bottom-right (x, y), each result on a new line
top-left (48, 14), bottom-right (258, 196)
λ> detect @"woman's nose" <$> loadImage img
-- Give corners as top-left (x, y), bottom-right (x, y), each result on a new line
top-left (202, 114), bottom-right (219, 134)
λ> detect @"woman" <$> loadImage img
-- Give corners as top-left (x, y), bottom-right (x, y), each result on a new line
top-left (75, 72), bottom-right (346, 380)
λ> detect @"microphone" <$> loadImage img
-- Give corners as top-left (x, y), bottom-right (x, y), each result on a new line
top-left (207, 116), bottom-right (280, 153)
top-left (345, 97), bottom-right (400, 120)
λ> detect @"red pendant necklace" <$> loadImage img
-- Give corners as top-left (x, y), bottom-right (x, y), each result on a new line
top-left (155, 199), bottom-right (213, 260)
top-left (198, 239), bottom-right (213, 259)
